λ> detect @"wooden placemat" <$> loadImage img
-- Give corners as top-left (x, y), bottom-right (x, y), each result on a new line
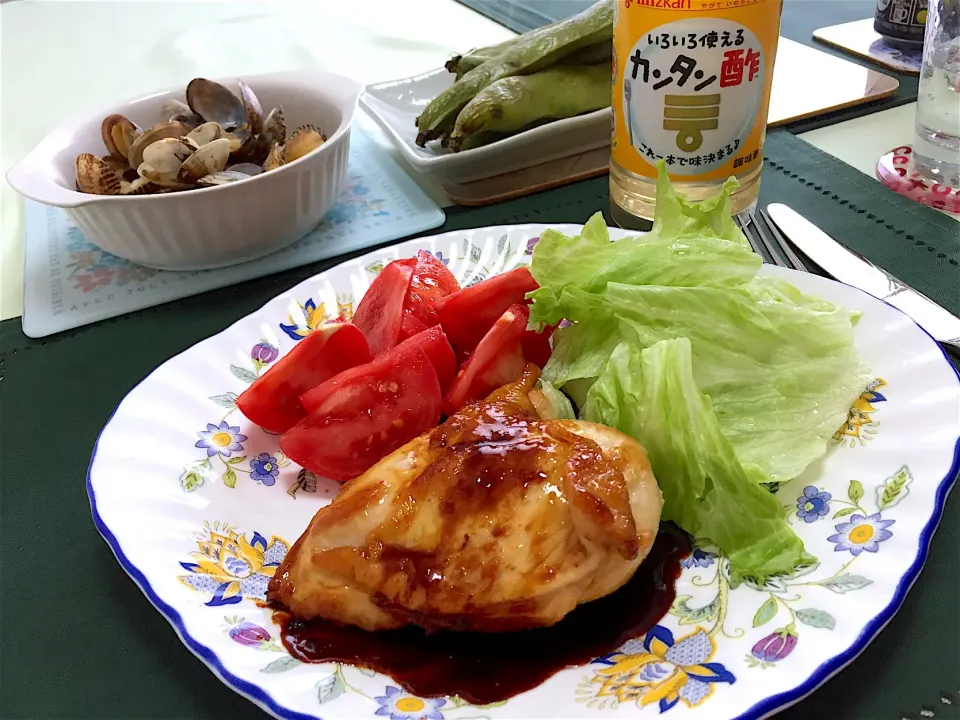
top-left (814, 18), bottom-right (923, 75)
top-left (439, 38), bottom-right (899, 206)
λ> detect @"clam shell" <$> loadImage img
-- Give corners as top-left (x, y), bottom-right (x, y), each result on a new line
top-left (141, 138), bottom-right (194, 176)
top-left (101, 114), bottom-right (141, 162)
top-left (223, 132), bottom-right (245, 153)
top-left (137, 162), bottom-right (190, 189)
top-left (185, 121), bottom-right (223, 147)
top-left (197, 170), bottom-right (251, 186)
top-left (229, 133), bottom-right (270, 165)
top-left (127, 121), bottom-right (191, 171)
top-left (261, 107), bottom-right (286, 147)
top-left (185, 78), bottom-right (250, 142)
top-left (226, 163), bottom-right (263, 176)
top-left (178, 138), bottom-right (231, 183)
top-left (237, 79), bottom-right (263, 136)
top-left (263, 143), bottom-right (284, 172)
top-left (137, 138), bottom-right (193, 188)
top-left (283, 125), bottom-right (326, 164)
top-left (159, 98), bottom-right (203, 127)
top-left (120, 176), bottom-right (160, 195)
top-left (76, 153), bottom-right (122, 195)
top-left (100, 155), bottom-right (129, 174)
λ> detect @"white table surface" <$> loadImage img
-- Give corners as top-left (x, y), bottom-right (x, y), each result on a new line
top-left (796, 103), bottom-right (918, 176)
top-left (0, 1), bottom-right (925, 322)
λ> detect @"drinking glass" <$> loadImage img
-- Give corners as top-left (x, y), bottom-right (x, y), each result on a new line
top-left (914, 0), bottom-right (960, 187)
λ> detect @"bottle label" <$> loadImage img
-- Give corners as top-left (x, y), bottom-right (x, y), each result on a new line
top-left (874, 0), bottom-right (928, 43)
top-left (612, 0), bottom-right (782, 182)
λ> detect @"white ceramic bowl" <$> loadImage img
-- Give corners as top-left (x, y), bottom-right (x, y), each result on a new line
top-left (361, 68), bottom-right (610, 185)
top-left (6, 70), bottom-right (363, 270)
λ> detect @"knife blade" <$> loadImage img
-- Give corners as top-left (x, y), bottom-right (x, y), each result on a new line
top-left (766, 203), bottom-right (960, 347)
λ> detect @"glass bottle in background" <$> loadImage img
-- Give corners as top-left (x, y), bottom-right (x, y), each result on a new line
top-left (874, 0), bottom-right (928, 48)
top-left (609, 0), bottom-right (783, 227)
top-left (913, 0), bottom-right (960, 188)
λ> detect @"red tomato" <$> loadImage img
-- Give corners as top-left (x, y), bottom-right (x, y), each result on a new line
top-left (404, 250), bottom-right (461, 327)
top-left (398, 307), bottom-right (429, 341)
top-left (396, 325), bottom-right (456, 392)
top-left (284, 343), bottom-right (442, 482)
top-left (433, 267), bottom-right (538, 357)
top-left (522, 324), bottom-right (555, 368)
top-left (352, 259), bottom-right (415, 355)
top-left (236, 323), bottom-right (371, 434)
top-left (443, 304), bottom-right (529, 414)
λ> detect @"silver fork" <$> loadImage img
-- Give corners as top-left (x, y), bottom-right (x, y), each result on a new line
top-left (735, 208), bottom-right (809, 271)
top-left (736, 208), bottom-right (960, 353)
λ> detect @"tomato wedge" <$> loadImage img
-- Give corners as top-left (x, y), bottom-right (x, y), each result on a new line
top-left (433, 267), bottom-right (538, 357)
top-left (283, 343), bottom-right (441, 482)
top-left (405, 250), bottom-right (460, 326)
top-left (352, 259), bottom-right (415, 355)
top-left (236, 323), bottom-right (371, 434)
top-left (398, 307), bottom-right (429, 341)
top-left (396, 325), bottom-right (456, 392)
top-left (443, 303), bottom-right (529, 414)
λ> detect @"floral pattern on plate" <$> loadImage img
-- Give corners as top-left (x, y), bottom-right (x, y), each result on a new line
top-left (833, 378), bottom-right (887, 447)
top-left (177, 521), bottom-right (288, 607)
top-left (582, 626), bottom-right (735, 712)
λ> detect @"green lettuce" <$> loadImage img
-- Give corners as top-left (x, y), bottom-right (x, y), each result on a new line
top-left (583, 339), bottom-right (812, 580)
top-left (534, 379), bottom-right (576, 420)
top-left (529, 163), bottom-right (869, 580)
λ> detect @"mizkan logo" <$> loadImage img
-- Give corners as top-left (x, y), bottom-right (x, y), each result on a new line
top-left (626, 0), bottom-right (692, 9)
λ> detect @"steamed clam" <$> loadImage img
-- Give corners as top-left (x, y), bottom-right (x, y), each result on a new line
top-left (198, 170), bottom-right (254, 186)
top-left (263, 142), bottom-right (284, 172)
top-left (101, 115), bottom-right (142, 162)
top-left (261, 107), bottom-right (286, 151)
top-left (159, 98), bottom-right (203, 128)
top-left (237, 79), bottom-right (264, 136)
top-left (178, 138), bottom-right (231, 183)
top-left (127, 121), bottom-right (192, 171)
top-left (185, 121), bottom-right (224, 147)
top-left (76, 153), bottom-right (122, 195)
top-left (186, 78), bottom-right (251, 142)
top-left (226, 163), bottom-right (263, 176)
top-left (283, 125), bottom-right (326, 164)
top-left (75, 76), bottom-right (325, 195)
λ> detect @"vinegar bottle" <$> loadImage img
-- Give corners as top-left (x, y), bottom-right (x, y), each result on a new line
top-left (610, 0), bottom-right (783, 226)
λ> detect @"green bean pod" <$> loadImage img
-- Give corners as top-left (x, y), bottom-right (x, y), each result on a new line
top-left (448, 64), bottom-right (610, 152)
top-left (415, 0), bottom-right (613, 146)
top-left (450, 28), bottom-right (609, 80)
top-left (563, 40), bottom-right (611, 65)
top-left (446, 36), bottom-right (523, 77)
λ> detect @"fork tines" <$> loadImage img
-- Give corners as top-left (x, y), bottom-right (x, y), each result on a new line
top-left (735, 209), bottom-right (808, 272)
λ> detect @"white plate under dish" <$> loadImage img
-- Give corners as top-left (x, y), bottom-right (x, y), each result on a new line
top-left (361, 69), bottom-right (610, 184)
top-left (87, 224), bottom-right (960, 720)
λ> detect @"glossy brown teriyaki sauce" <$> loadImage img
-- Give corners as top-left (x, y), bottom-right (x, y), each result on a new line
top-left (274, 524), bottom-right (690, 705)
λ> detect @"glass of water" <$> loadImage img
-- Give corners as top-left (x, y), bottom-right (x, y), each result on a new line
top-left (914, 0), bottom-right (960, 188)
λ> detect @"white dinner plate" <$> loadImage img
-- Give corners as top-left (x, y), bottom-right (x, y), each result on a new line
top-left (360, 69), bottom-right (610, 184)
top-left (88, 224), bottom-right (960, 720)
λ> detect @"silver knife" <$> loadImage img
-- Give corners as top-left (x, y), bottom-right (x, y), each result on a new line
top-left (766, 203), bottom-right (960, 349)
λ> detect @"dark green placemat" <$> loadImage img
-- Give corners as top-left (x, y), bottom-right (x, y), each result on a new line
top-left (1, 130), bottom-right (958, 720)
top-left (454, 0), bottom-right (920, 130)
